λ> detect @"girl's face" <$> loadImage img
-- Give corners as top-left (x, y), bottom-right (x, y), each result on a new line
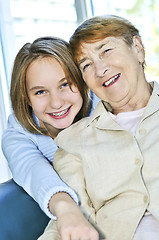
top-left (26, 57), bottom-right (83, 137)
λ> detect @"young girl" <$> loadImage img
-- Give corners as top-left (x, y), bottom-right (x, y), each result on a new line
top-left (2, 37), bottom-right (99, 239)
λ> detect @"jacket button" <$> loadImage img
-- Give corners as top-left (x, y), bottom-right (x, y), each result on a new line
top-left (139, 129), bottom-right (147, 135)
top-left (143, 195), bottom-right (148, 203)
top-left (135, 158), bottom-right (141, 165)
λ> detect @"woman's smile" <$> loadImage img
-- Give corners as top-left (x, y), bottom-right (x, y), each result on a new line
top-left (102, 73), bottom-right (121, 87)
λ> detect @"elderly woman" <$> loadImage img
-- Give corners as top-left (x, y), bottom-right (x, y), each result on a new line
top-left (39, 15), bottom-right (159, 240)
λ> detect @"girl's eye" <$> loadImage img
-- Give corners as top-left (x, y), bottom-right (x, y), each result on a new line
top-left (61, 82), bottom-right (69, 88)
top-left (35, 90), bottom-right (45, 95)
top-left (63, 82), bottom-right (68, 87)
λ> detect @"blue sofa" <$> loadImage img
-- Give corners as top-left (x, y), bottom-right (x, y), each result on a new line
top-left (0, 179), bottom-right (50, 240)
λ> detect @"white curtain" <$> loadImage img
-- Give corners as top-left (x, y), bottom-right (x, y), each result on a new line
top-left (0, 0), bottom-right (15, 182)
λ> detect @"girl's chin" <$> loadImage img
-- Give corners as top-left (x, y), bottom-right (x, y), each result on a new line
top-left (55, 121), bottom-right (74, 130)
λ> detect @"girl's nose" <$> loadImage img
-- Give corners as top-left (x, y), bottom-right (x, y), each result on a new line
top-left (49, 92), bottom-right (64, 110)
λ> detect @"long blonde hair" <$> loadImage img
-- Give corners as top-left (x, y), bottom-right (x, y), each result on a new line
top-left (10, 37), bottom-right (91, 134)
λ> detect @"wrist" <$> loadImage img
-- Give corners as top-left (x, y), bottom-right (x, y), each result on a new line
top-left (49, 192), bottom-right (78, 217)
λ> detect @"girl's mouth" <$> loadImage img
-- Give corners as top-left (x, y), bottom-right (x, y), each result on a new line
top-left (103, 73), bottom-right (121, 87)
top-left (49, 106), bottom-right (71, 119)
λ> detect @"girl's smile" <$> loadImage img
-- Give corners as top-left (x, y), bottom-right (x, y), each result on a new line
top-left (48, 106), bottom-right (72, 119)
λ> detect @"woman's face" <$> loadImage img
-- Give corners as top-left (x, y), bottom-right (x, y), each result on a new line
top-left (78, 36), bottom-right (145, 112)
top-left (26, 57), bottom-right (83, 136)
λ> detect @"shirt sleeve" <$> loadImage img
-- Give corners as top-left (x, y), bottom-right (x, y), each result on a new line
top-left (1, 114), bottom-right (78, 219)
top-left (90, 91), bottom-right (100, 115)
top-left (53, 148), bottom-right (96, 223)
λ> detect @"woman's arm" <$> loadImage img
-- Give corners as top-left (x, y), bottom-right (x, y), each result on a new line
top-left (1, 114), bottom-right (78, 218)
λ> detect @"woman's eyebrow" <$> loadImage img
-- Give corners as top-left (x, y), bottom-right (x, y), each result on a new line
top-left (95, 43), bottom-right (106, 51)
top-left (78, 57), bottom-right (88, 66)
top-left (78, 43), bottom-right (109, 66)
top-left (95, 39), bottom-right (110, 50)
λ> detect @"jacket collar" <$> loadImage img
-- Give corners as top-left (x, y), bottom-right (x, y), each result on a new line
top-left (86, 81), bottom-right (159, 130)
top-left (141, 81), bottom-right (159, 120)
top-left (86, 101), bottom-right (123, 130)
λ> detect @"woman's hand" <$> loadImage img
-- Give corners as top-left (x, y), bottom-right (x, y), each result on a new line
top-left (49, 192), bottom-right (99, 240)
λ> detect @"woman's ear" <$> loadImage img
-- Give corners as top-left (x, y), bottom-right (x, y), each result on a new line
top-left (133, 35), bottom-right (145, 64)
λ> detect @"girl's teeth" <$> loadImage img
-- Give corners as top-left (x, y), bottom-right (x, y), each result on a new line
top-left (51, 107), bottom-right (70, 116)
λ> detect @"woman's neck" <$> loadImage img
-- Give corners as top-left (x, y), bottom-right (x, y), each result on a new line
top-left (112, 81), bottom-right (152, 115)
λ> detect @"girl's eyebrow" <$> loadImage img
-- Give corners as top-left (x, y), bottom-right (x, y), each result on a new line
top-left (29, 86), bottom-right (45, 92)
top-left (29, 77), bottom-right (67, 92)
top-left (58, 77), bottom-right (67, 83)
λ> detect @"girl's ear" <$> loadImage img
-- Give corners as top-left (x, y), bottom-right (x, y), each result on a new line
top-left (27, 96), bottom-right (32, 106)
top-left (133, 35), bottom-right (145, 64)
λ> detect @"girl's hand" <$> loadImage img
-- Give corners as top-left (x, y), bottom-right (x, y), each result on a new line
top-left (49, 192), bottom-right (99, 240)
top-left (57, 208), bottom-right (99, 240)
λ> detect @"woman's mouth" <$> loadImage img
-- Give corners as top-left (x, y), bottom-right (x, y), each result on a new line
top-left (103, 73), bottom-right (121, 87)
top-left (48, 106), bottom-right (71, 119)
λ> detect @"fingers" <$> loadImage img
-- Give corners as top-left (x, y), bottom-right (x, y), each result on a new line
top-left (60, 226), bottom-right (99, 240)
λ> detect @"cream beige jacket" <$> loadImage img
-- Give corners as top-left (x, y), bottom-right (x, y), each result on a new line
top-left (40, 81), bottom-right (159, 240)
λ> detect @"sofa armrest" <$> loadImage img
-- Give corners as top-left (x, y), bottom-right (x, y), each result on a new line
top-left (0, 179), bottom-right (50, 240)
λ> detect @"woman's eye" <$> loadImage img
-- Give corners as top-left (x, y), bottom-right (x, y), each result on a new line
top-left (82, 63), bottom-right (90, 71)
top-left (104, 48), bottom-right (111, 53)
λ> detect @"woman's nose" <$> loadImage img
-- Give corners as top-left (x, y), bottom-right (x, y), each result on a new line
top-left (95, 59), bottom-right (108, 78)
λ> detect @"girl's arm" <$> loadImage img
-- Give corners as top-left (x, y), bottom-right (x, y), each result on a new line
top-left (2, 114), bottom-right (100, 239)
top-left (49, 192), bottom-right (99, 240)
top-left (1, 114), bottom-right (78, 218)
top-left (49, 148), bottom-right (104, 240)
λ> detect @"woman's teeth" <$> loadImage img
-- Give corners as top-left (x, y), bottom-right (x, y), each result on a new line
top-left (103, 73), bottom-right (120, 87)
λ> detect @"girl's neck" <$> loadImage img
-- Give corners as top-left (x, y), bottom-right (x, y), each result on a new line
top-left (39, 120), bottom-right (61, 139)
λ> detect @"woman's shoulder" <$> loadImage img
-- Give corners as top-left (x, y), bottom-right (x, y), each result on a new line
top-left (55, 117), bottom-right (89, 146)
